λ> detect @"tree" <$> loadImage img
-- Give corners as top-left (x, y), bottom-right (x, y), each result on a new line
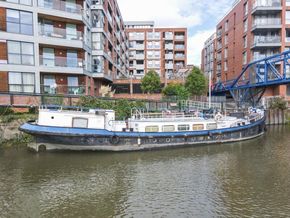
top-left (185, 67), bottom-right (207, 96)
top-left (162, 83), bottom-right (189, 100)
top-left (141, 70), bottom-right (161, 94)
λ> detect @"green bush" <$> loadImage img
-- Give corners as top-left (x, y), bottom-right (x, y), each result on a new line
top-left (78, 96), bottom-right (146, 120)
top-left (269, 97), bottom-right (287, 110)
top-left (0, 107), bottom-right (14, 116)
top-left (162, 84), bottom-right (190, 100)
top-left (0, 114), bottom-right (16, 123)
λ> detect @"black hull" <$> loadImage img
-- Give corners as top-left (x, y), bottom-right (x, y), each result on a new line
top-left (20, 118), bottom-right (266, 152)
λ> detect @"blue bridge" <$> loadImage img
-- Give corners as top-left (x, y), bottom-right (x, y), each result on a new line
top-left (212, 50), bottom-right (290, 107)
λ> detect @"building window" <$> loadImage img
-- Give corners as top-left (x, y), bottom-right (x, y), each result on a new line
top-left (7, 41), bottom-right (34, 65)
top-left (244, 2), bottom-right (248, 16)
top-left (225, 20), bottom-right (229, 31)
top-left (67, 50), bottom-right (78, 67)
top-left (6, 9), bottom-right (33, 35)
top-left (145, 126), bottom-right (159, 132)
top-left (162, 125), bottom-right (175, 132)
top-left (224, 61), bottom-right (228, 71)
top-left (224, 48), bottom-right (228, 58)
top-left (7, 0), bottom-right (32, 5)
top-left (8, 72), bottom-right (34, 93)
top-left (43, 75), bottom-right (56, 94)
top-left (243, 36), bottom-right (247, 48)
top-left (244, 19), bottom-right (248, 32)
top-left (243, 52), bottom-right (247, 65)
top-left (225, 34), bottom-right (228, 45)
top-left (207, 123), bottom-right (217, 130)
top-left (287, 0), bottom-right (290, 7)
top-left (178, 124), bottom-right (190, 131)
top-left (192, 124), bottom-right (204, 131)
top-left (286, 11), bottom-right (290, 24)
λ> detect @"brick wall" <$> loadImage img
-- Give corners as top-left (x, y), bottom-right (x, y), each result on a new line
top-left (0, 8), bottom-right (6, 31)
top-left (0, 41), bottom-right (7, 62)
top-left (0, 72), bottom-right (8, 92)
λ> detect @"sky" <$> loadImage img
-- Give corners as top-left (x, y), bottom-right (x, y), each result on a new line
top-left (117, 0), bottom-right (233, 66)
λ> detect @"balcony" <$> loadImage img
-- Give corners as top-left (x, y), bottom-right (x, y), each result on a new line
top-left (252, 53), bottom-right (279, 61)
top-left (38, 25), bottom-right (84, 48)
top-left (129, 34), bottom-right (145, 40)
top-left (41, 84), bottom-right (86, 95)
top-left (135, 64), bottom-right (144, 70)
top-left (252, 0), bottom-right (282, 14)
top-left (252, 18), bottom-right (281, 31)
top-left (165, 44), bottom-right (174, 50)
top-left (135, 54), bottom-right (145, 59)
top-left (165, 54), bottom-right (174, 59)
top-left (39, 56), bottom-right (85, 74)
top-left (37, 0), bottom-right (83, 20)
top-left (134, 44), bottom-right (145, 50)
top-left (175, 54), bottom-right (185, 59)
top-left (175, 45), bottom-right (185, 50)
top-left (286, 37), bottom-right (290, 43)
top-left (165, 34), bottom-right (174, 40)
top-left (217, 29), bottom-right (222, 38)
top-left (251, 36), bottom-right (281, 48)
top-left (175, 35), bottom-right (185, 41)
top-left (165, 63), bottom-right (174, 69)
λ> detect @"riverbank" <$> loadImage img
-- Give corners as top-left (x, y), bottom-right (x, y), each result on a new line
top-left (0, 113), bottom-right (36, 148)
top-left (1, 108), bottom-right (290, 149)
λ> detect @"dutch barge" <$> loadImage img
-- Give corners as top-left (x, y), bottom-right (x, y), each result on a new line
top-left (19, 106), bottom-right (266, 152)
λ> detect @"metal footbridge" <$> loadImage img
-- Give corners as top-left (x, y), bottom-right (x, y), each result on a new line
top-left (212, 50), bottom-right (290, 107)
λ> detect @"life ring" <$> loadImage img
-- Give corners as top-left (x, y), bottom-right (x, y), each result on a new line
top-left (166, 138), bottom-right (171, 143)
top-left (110, 135), bottom-right (120, 145)
top-left (215, 113), bottom-right (223, 121)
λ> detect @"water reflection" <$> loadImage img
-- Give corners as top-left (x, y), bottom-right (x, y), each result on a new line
top-left (0, 126), bottom-right (290, 217)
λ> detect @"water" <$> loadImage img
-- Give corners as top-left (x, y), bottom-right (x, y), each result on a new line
top-left (1, 126), bottom-right (290, 218)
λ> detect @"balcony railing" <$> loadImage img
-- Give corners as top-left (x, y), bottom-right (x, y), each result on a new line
top-left (252, 53), bottom-right (279, 61)
top-left (253, 36), bottom-right (281, 45)
top-left (175, 45), bottom-right (185, 50)
top-left (175, 54), bottom-right (185, 59)
top-left (252, 0), bottom-right (281, 8)
top-left (165, 34), bottom-right (174, 40)
top-left (37, 0), bottom-right (83, 14)
top-left (40, 56), bottom-right (84, 68)
top-left (286, 37), bottom-right (290, 43)
top-left (165, 44), bottom-right (174, 50)
top-left (175, 35), bottom-right (185, 40)
top-left (38, 25), bottom-right (83, 41)
top-left (252, 18), bottom-right (281, 26)
top-left (41, 85), bottom-right (86, 95)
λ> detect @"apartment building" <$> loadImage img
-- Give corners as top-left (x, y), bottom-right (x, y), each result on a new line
top-left (204, 0), bottom-right (290, 97)
top-left (201, 33), bottom-right (216, 78)
top-left (0, 0), bottom-right (129, 97)
top-left (113, 21), bottom-right (187, 97)
top-left (91, 0), bottom-right (129, 91)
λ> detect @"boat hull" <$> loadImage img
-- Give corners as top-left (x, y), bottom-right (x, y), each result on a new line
top-left (20, 117), bottom-right (266, 152)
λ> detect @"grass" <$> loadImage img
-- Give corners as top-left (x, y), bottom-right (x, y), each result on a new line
top-left (0, 134), bottom-right (33, 148)
top-left (0, 113), bottom-right (37, 124)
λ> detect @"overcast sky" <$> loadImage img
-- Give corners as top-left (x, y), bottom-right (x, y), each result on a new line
top-left (118, 0), bottom-right (233, 66)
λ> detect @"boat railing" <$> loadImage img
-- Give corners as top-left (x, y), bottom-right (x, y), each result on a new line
top-left (131, 111), bottom-right (201, 120)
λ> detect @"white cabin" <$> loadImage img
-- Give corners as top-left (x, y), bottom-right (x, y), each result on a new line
top-left (37, 108), bottom-right (126, 131)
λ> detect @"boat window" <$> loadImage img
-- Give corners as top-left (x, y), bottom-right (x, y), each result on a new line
top-left (162, 125), bottom-right (175, 132)
top-left (72, 117), bottom-right (88, 128)
top-left (145, 126), bottom-right (159, 132)
top-left (178, 124), bottom-right (190, 131)
top-left (192, 124), bottom-right (204, 131)
top-left (207, 123), bottom-right (217, 130)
